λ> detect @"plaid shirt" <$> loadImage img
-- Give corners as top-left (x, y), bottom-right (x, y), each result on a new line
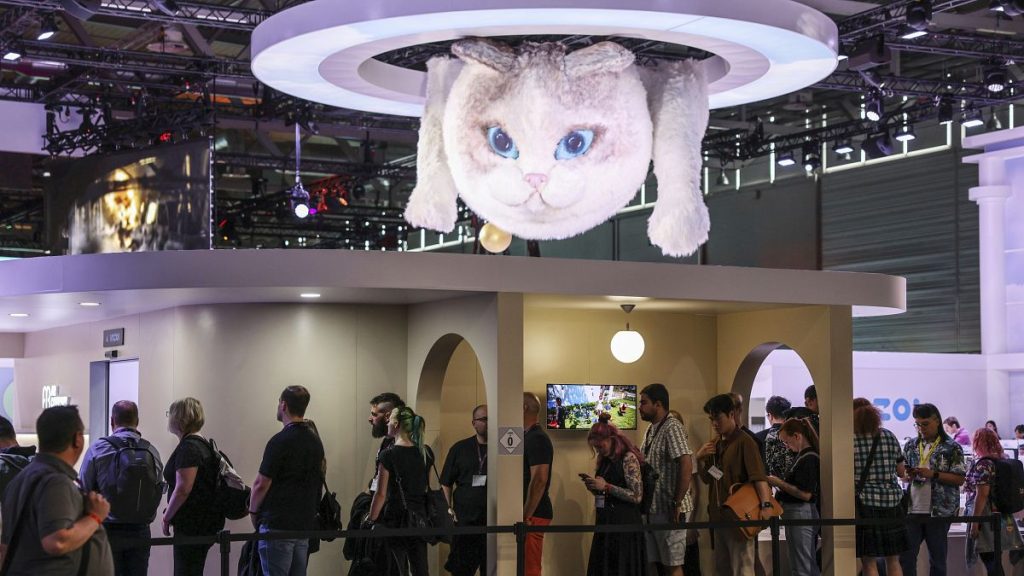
top-left (642, 416), bottom-right (693, 515)
top-left (854, 429), bottom-right (906, 508)
top-left (902, 436), bottom-right (966, 517)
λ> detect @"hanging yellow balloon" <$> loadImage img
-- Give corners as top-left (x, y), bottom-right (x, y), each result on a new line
top-left (479, 222), bottom-right (512, 253)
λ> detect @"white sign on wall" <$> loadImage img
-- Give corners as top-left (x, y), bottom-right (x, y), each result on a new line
top-left (42, 385), bottom-right (70, 409)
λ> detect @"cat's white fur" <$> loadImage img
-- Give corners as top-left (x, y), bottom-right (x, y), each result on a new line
top-left (404, 38), bottom-right (710, 257)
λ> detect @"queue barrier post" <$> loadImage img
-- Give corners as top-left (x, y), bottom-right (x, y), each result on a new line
top-left (769, 515), bottom-right (782, 575)
top-left (218, 529), bottom-right (231, 576)
top-left (515, 521), bottom-right (527, 576)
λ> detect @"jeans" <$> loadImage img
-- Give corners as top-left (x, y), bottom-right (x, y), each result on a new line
top-left (106, 524), bottom-right (151, 576)
top-left (258, 525), bottom-right (310, 576)
top-left (900, 514), bottom-right (950, 576)
top-left (783, 502), bottom-right (821, 576)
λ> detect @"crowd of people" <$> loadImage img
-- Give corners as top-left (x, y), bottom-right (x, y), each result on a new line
top-left (0, 384), bottom-right (1023, 576)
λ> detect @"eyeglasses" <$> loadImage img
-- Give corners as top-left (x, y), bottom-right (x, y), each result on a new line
top-left (473, 417), bottom-right (488, 422)
top-left (913, 420), bottom-right (936, 429)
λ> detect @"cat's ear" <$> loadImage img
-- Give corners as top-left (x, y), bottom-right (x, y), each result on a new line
top-left (451, 38), bottom-right (516, 73)
top-left (564, 42), bottom-right (634, 78)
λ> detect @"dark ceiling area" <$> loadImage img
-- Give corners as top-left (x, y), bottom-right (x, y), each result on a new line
top-left (0, 0), bottom-right (1021, 255)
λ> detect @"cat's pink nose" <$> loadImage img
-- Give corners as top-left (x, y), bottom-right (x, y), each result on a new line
top-left (524, 173), bottom-right (547, 190)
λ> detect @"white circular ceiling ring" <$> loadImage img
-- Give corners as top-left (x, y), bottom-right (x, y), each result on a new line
top-left (251, 0), bottom-right (838, 117)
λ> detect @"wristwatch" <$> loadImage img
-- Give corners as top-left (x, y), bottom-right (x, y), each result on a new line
top-left (760, 501), bottom-right (773, 510)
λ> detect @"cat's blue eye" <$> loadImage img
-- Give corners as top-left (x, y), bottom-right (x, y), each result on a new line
top-left (554, 129), bottom-right (594, 160)
top-left (487, 126), bottom-right (519, 160)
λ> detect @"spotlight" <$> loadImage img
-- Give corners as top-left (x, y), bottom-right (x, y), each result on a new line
top-left (833, 140), bottom-right (855, 155)
top-left (777, 151), bottom-right (796, 167)
top-left (937, 98), bottom-right (954, 125)
top-left (865, 92), bottom-right (884, 122)
top-left (894, 124), bottom-right (917, 142)
top-left (716, 168), bottom-right (730, 186)
top-left (985, 65), bottom-right (1007, 93)
top-left (2, 48), bottom-right (21, 62)
top-left (37, 14), bottom-right (58, 41)
top-left (290, 182), bottom-right (310, 219)
top-left (802, 143), bottom-right (821, 172)
top-left (905, 1), bottom-right (932, 32)
top-left (991, 0), bottom-right (1005, 11)
top-left (962, 108), bottom-right (984, 128)
top-left (862, 131), bottom-right (894, 159)
top-left (899, 25), bottom-right (928, 40)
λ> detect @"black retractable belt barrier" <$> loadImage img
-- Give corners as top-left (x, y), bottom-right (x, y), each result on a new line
top-left (219, 530), bottom-right (231, 576)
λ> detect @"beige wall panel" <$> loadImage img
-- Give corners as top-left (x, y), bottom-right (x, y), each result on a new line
top-left (14, 303), bottom-right (408, 576)
top-left (523, 304), bottom-right (717, 576)
top-left (717, 305), bottom-right (855, 576)
top-left (0, 332), bottom-right (24, 358)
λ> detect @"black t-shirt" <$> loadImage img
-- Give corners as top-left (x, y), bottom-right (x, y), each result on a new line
top-left (440, 436), bottom-right (487, 525)
top-left (164, 436), bottom-right (224, 535)
top-left (777, 448), bottom-right (820, 505)
top-left (379, 445), bottom-right (429, 526)
top-left (523, 424), bottom-right (553, 520)
top-left (257, 422), bottom-right (325, 530)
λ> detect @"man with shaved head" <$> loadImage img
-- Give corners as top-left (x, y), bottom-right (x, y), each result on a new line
top-left (523, 393), bottom-right (553, 576)
top-left (440, 405), bottom-right (489, 575)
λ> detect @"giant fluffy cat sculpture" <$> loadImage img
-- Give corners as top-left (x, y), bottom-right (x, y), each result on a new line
top-left (404, 38), bottom-right (710, 257)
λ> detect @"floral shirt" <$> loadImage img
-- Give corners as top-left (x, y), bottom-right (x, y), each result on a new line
top-left (902, 436), bottom-right (966, 517)
top-left (963, 457), bottom-right (994, 515)
top-left (765, 425), bottom-right (796, 478)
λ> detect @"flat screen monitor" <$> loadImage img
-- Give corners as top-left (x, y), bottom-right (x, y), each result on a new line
top-left (546, 384), bottom-right (637, 430)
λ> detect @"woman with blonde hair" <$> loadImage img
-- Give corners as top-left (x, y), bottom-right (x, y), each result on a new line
top-left (162, 397), bottom-right (224, 576)
top-left (767, 418), bottom-right (821, 576)
top-left (367, 405), bottom-right (431, 576)
top-left (852, 398), bottom-right (907, 576)
top-left (965, 427), bottom-right (1024, 574)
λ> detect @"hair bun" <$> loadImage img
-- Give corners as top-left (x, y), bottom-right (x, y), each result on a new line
top-left (598, 413), bottom-right (612, 424)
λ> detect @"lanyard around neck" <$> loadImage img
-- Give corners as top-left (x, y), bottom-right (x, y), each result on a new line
top-left (918, 437), bottom-right (940, 466)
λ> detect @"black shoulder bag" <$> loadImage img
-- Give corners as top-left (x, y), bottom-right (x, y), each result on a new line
top-left (855, 433), bottom-right (882, 518)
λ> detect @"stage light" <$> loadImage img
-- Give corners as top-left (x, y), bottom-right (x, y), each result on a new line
top-left (937, 98), bottom-right (954, 124)
top-left (290, 182), bottom-right (310, 219)
top-left (2, 49), bottom-right (21, 62)
top-left (37, 14), bottom-right (58, 41)
top-left (862, 131), bottom-right (894, 159)
top-left (610, 304), bottom-right (645, 364)
top-left (833, 141), bottom-right (855, 155)
top-left (865, 92), bottom-right (884, 122)
top-left (986, 65), bottom-right (1007, 93)
top-left (991, 0), bottom-right (1005, 11)
top-left (777, 151), bottom-right (796, 167)
top-left (802, 143), bottom-right (821, 172)
top-left (962, 108), bottom-right (984, 128)
top-left (894, 124), bottom-right (917, 142)
top-left (905, 1), bottom-right (931, 32)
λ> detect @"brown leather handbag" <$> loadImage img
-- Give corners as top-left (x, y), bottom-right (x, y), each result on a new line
top-left (722, 483), bottom-right (784, 540)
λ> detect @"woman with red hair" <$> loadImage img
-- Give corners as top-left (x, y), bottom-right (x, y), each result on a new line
top-left (582, 413), bottom-right (646, 576)
top-left (964, 427), bottom-right (1024, 574)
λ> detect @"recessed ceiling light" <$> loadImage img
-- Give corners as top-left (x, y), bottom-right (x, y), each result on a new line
top-left (9, 313), bottom-right (29, 318)
top-left (79, 302), bottom-right (101, 307)
top-left (300, 293), bottom-right (321, 299)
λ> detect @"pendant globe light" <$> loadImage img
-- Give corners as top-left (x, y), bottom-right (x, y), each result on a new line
top-left (610, 304), bottom-right (645, 364)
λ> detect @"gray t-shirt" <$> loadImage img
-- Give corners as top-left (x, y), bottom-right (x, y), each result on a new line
top-left (1, 453), bottom-right (114, 576)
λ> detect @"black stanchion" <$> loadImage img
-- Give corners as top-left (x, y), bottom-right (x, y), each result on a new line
top-left (515, 522), bottom-right (526, 576)
top-left (769, 515), bottom-right (782, 576)
top-left (992, 513), bottom-right (1003, 572)
top-left (219, 529), bottom-right (231, 576)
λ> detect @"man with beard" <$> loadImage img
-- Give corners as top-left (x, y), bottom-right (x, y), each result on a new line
top-left (249, 386), bottom-right (325, 576)
top-left (367, 393), bottom-right (406, 494)
top-left (638, 383), bottom-right (693, 576)
top-left (440, 405), bottom-right (488, 575)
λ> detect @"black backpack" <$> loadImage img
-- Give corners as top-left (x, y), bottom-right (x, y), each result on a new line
top-left (99, 436), bottom-right (165, 524)
top-left (0, 453), bottom-right (30, 500)
top-left (204, 438), bottom-right (251, 520)
top-left (981, 457), bottom-right (1024, 514)
top-left (639, 461), bottom-right (660, 515)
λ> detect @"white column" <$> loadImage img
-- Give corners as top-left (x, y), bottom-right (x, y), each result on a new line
top-left (970, 156), bottom-right (1012, 431)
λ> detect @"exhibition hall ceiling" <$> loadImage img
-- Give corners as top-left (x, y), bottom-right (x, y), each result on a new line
top-left (0, 0), bottom-right (1021, 255)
